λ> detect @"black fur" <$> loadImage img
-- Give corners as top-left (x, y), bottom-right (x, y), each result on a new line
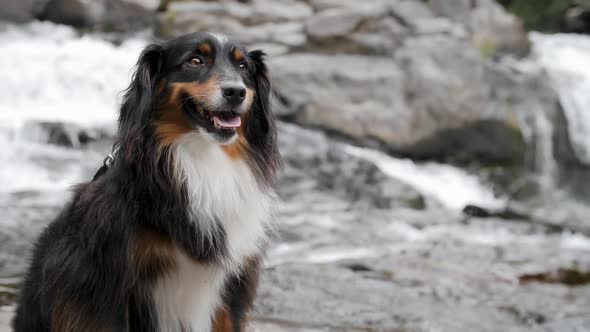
top-left (13, 32), bottom-right (278, 332)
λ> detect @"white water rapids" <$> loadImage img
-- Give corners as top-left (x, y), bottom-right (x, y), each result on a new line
top-left (531, 32), bottom-right (590, 166)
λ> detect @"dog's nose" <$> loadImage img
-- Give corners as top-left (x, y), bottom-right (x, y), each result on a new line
top-left (222, 85), bottom-right (246, 106)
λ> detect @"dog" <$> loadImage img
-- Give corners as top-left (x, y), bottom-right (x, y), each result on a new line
top-left (13, 32), bottom-right (279, 332)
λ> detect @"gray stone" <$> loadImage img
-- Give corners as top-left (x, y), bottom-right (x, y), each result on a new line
top-left (396, 35), bottom-right (492, 138)
top-left (248, 0), bottom-right (313, 24)
top-left (470, 0), bottom-right (529, 55)
top-left (271, 53), bottom-right (413, 146)
top-left (271, 37), bottom-right (525, 163)
top-left (38, 0), bottom-right (155, 32)
top-left (308, 0), bottom-right (390, 12)
top-left (246, 42), bottom-right (289, 56)
top-left (121, 0), bottom-right (160, 11)
top-left (414, 17), bottom-right (467, 38)
top-left (429, 0), bottom-right (473, 25)
top-left (430, 0), bottom-right (529, 55)
top-left (305, 8), bottom-right (366, 39)
top-left (390, 0), bottom-right (434, 27)
top-left (0, 0), bottom-right (50, 22)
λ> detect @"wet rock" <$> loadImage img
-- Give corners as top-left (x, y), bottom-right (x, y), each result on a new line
top-left (278, 123), bottom-right (425, 210)
top-left (0, 0), bottom-right (50, 23)
top-left (38, 0), bottom-right (155, 32)
top-left (21, 121), bottom-right (111, 148)
top-left (564, 4), bottom-right (590, 33)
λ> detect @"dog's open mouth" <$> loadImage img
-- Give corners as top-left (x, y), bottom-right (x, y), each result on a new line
top-left (203, 110), bottom-right (241, 131)
top-left (182, 95), bottom-right (241, 133)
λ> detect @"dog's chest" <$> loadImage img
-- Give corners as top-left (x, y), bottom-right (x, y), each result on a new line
top-left (153, 135), bottom-right (272, 331)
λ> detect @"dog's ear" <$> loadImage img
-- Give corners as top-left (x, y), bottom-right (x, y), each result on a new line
top-left (247, 50), bottom-right (273, 136)
top-left (117, 44), bottom-right (163, 157)
top-left (247, 50), bottom-right (280, 182)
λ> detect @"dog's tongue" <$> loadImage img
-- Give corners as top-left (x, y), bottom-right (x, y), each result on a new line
top-left (213, 115), bottom-right (241, 128)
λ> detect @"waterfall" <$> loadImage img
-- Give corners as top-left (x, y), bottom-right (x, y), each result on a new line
top-left (0, 22), bottom-right (145, 194)
top-left (530, 32), bottom-right (590, 166)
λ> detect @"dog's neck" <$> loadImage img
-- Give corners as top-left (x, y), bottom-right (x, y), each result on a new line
top-left (171, 132), bottom-right (274, 267)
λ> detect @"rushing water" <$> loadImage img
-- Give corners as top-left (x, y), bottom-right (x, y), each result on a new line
top-left (531, 32), bottom-right (590, 166)
top-left (0, 22), bottom-right (144, 196)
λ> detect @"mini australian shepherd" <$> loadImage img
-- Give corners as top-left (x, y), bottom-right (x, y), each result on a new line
top-left (13, 32), bottom-right (279, 332)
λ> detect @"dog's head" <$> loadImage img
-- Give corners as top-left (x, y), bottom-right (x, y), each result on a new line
top-left (118, 32), bottom-right (274, 154)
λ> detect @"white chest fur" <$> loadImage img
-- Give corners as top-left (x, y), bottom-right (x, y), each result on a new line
top-left (154, 133), bottom-right (273, 332)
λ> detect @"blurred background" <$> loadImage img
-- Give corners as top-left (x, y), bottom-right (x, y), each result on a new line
top-left (1, 0), bottom-right (590, 331)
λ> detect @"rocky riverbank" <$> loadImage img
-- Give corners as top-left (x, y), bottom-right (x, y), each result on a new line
top-left (2, 121), bottom-right (590, 331)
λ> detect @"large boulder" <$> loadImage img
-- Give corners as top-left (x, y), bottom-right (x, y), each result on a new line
top-left (271, 36), bottom-right (526, 164)
top-left (271, 54), bottom-right (413, 147)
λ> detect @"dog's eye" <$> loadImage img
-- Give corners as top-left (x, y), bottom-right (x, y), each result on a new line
top-left (238, 61), bottom-right (248, 71)
top-left (187, 56), bottom-right (204, 67)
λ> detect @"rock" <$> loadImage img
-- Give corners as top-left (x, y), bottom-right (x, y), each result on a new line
top-left (271, 37), bottom-right (525, 164)
top-left (248, 0), bottom-right (313, 24)
top-left (307, 0), bottom-right (388, 12)
top-left (0, 0), bottom-right (51, 22)
top-left (429, 0), bottom-right (473, 24)
top-left (38, 0), bottom-right (155, 32)
top-left (396, 35), bottom-right (525, 163)
top-left (564, 4), bottom-right (590, 33)
top-left (304, 4), bottom-right (407, 54)
top-left (470, 0), bottom-right (529, 55)
top-left (390, 0), bottom-right (435, 27)
top-left (430, 0), bottom-right (529, 55)
top-left (305, 8), bottom-right (366, 39)
top-left (121, 0), bottom-right (161, 12)
top-left (278, 123), bottom-right (425, 210)
top-left (20, 120), bottom-right (110, 148)
top-left (271, 53), bottom-right (412, 145)
top-left (247, 42), bottom-right (289, 57)
top-left (159, 1), bottom-right (309, 48)
top-left (411, 17), bottom-right (467, 37)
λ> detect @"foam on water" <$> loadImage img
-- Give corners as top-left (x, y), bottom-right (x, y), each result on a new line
top-left (531, 32), bottom-right (590, 165)
top-left (0, 22), bottom-right (145, 127)
top-left (0, 22), bottom-right (146, 193)
top-left (344, 145), bottom-right (506, 211)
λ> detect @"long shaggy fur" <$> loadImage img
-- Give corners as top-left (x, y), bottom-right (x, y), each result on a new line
top-left (13, 32), bottom-right (279, 332)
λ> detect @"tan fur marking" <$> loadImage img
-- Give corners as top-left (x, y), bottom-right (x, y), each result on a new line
top-left (133, 230), bottom-right (175, 277)
top-left (221, 132), bottom-right (249, 160)
top-left (212, 308), bottom-right (235, 332)
top-left (199, 43), bottom-right (211, 54)
top-left (233, 49), bottom-right (244, 62)
top-left (155, 78), bottom-right (219, 146)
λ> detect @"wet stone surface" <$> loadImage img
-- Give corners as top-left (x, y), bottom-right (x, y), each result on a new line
top-left (1, 123), bottom-right (590, 331)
